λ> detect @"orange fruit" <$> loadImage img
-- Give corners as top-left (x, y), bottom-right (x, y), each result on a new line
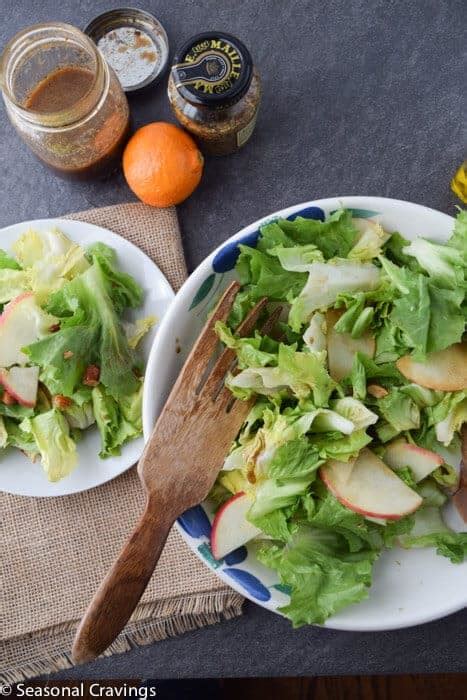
top-left (123, 122), bottom-right (203, 207)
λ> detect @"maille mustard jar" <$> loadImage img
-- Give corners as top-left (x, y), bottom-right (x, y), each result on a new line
top-left (168, 32), bottom-right (261, 156)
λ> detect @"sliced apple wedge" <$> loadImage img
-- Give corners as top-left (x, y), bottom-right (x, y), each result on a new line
top-left (326, 309), bottom-right (375, 382)
top-left (383, 439), bottom-right (443, 483)
top-left (396, 343), bottom-right (467, 391)
top-left (0, 292), bottom-right (55, 367)
top-left (211, 492), bottom-right (262, 559)
top-left (0, 366), bottom-right (39, 407)
top-left (320, 448), bottom-right (423, 520)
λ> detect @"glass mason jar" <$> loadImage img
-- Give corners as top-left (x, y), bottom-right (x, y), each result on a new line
top-left (0, 22), bottom-right (130, 179)
top-left (168, 32), bottom-right (261, 156)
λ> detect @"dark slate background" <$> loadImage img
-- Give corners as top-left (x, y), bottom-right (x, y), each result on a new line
top-left (1, 0), bottom-right (466, 679)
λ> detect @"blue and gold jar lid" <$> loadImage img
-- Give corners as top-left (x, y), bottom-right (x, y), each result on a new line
top-left (171, 32), bottom-right (253, 107)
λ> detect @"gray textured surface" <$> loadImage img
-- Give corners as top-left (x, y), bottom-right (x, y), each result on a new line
top-left (1, 0), bottom-right (466, 679)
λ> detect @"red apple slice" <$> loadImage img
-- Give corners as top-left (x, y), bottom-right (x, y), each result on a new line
top-left (0, 366), bottom-right (39, 407)
top-left (383, 439), bottom-right (443, 483)
top-left (211, 492), bottom-right (262, 559)
top-left (0, 292), bottom-right (54, 367)
top-left (320, 448), bottom-right (423, 520)
top-left (396, 343), bottom-right (467, 391)
top-left (326, 309), bottom-right (375, 382)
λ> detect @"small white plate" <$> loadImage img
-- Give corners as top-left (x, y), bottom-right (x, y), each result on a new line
top-left (143, 196), bottom-right (467, 631)
top-left (0, 218), bottom-right (174, 497)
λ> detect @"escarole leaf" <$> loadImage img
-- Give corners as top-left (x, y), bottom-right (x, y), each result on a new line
top-left (289, 260), bottom-right (381, 331)
top-left (91, 382), bottom-right (143, 458)
top-left (20, 409), bottom-right (77, 482)
top-left (227, 343), bottom-right (335, 405)
top-left (12, 228), bottom-right (89, 302)
top-left (258, 523), bottom-right (378, 626)
top-left (379, 256), bottom-right (465, 357)
top-left (26, 259), bottom-right (140, 398)
top-left (274, 209), bottom-right (359, 259)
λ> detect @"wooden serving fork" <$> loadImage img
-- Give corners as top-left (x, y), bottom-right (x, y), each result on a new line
top-left (72, 281), bottom-right (274, 664)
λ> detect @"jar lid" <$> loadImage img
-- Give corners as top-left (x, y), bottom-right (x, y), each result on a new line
top-left (171, 32), bottom-right (253, 107)
top-left (84, 8), bottom-right (169, 93)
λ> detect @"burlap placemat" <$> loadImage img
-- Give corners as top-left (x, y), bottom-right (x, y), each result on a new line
top-left (0, 203), bottom-right (244, 684)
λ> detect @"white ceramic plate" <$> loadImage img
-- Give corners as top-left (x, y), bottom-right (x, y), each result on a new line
top-left (0, 218), bottom-right (174, 497)
top-left (143, 197), bottom-right (467, 631)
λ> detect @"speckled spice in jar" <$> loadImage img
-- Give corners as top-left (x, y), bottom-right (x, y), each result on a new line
top-left (168, 32), bottom-right (261, 156)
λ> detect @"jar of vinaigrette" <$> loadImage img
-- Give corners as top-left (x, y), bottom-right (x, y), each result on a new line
top-left (0, 22), bottom-right (130, 179)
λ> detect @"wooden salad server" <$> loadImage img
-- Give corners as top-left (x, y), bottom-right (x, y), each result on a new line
top-left (72, 281), bottom-right (278, 663)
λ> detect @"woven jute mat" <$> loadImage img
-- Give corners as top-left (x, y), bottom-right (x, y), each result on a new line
top-left (0, 203), bottom-right (244, 684)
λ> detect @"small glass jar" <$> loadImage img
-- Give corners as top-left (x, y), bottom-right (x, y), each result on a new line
top-left (168, 32), bottom-right (261, 156)
top-left (0, 22), bottom-right (130, 179)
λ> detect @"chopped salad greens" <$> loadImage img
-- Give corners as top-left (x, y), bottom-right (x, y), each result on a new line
top-left (209, 208), bottom-right (467, 626)
top-left (0, 228), bottom-right (155, 481)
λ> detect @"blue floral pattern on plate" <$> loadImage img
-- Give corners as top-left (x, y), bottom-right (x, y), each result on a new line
top-left (178, 505), bottom-right (212, 539)
top-left (224, 568), bottom-right (271, 601)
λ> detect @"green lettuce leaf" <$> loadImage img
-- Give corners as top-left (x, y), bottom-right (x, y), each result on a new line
top-left (274, 209), bottom-right (359, 259)
top-left (63, 400), bottom-right (95, 430)
top-left (3, 417), bottom-right (38, 458)
top-left (374, 320), bottom-right (408, 363)
top-left (91, 382), bottom-right (143, 458)
top-left (228, 343), bottom-right (335, 405)
top-left (12, 228), bottom-right (90, 303)
top-left (377, 388), bottom-right (420, 433)
top-left (0, 269), bottom-right (30, 303)
top-left (417, 480), bottom-right (447, 508)
top-left (311, 429), bottom-right (372, 462)
top-left (427, 391), bottom-right (467, 446)
top-left (86, 243), bottom-right (143, 312)
top-left (395, 466), bottom-right (418, 489)
top-left (382, 232), bottom-right (423, 272)
top-left (267, 437), bottom-right (323, 480)
top-left (0, 393), bottom-right (34, 420)
top-left (447, 208), bottom-right (467, 265)
top-left (305, 488), bottom-right (383, 551)
top-left (236, 244), bottom-right (307, 302)
top-left (344, 352), bottom-right (403, 400)
top-left (123, 316), bottom-right (157, 349)
top-left (20, 409), bottom-right (77, 482)
top-left (0, 250), bottom-right (21, 270)
top-left (215, 321), bottom-right (277, 369)
top-left (250, 509), bottom-right (295, 541)
top-left (431, 463), bottom-right (460, 489)
top-left (399, 384), bottom-right (442, 408)
top-left (331, 397), bottom-right (378, 429)
top-left (399, 506), bottom-right (467, 563)
top-left (288, 260), bottom-right (381, 331)
top-left (267, 243), bottom-right (324, 271)
top-left (379, 256), bottom-right (465, 357)
top-left (26, 259), bottom-right (140, 398)
top-left (248, 476), bottom-right (314, 521)
top-left (219, 468), bottom-right (250, 495)
top-left (347, 219), bottom-right (390, 261)
top-left (0, 416), bottom-right (8, 449)
top-left (258, 524), bottom-right (378, 626)
top-left (380, 514), bottom-right (415, 547)
top-left (404, 237), bottom-right (465, 289)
